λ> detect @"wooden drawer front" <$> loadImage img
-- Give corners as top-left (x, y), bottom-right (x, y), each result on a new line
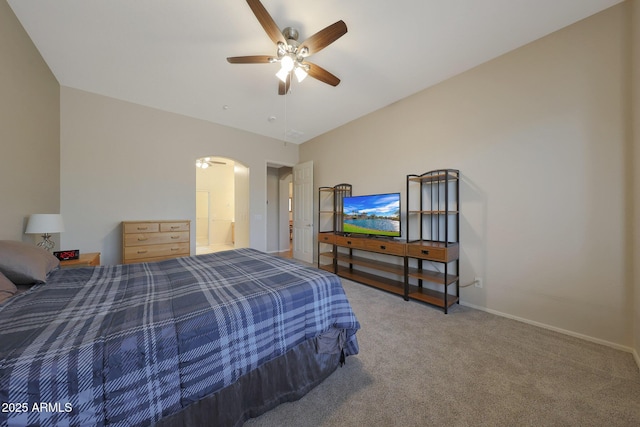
top-left (406, 243), bottom-right (458, 262)
top-left (334, 235), bottom-right (360, 249)
top-left (360, 239), bottom-right (405, 256)
top-left (160, 222), bottom-right (190, 232)
top-left (335, 235), bottom-right (405, 256)
top-left (318, 233), bottom-right (335, 244)
top-left (125, 242), bottom-right (190, 261)
top-left (124, 222), bottom-right (160, 233)
top-left (125, 231), bottom-right (189, 247)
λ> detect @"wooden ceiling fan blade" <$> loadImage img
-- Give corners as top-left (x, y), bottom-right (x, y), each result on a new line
top-left (246, 0), bottom-right (286, 46)
top-left (305, 62), bottom-right (340, 87)
top-left (227, 55), bottom-right (274, 64)
top-left (300, 20), bottom-right (347, 56)
top-left (278, 73), bottom-right (291, 95)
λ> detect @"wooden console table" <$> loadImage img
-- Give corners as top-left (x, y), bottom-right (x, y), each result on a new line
top-left (318, 233), bottom-right (460, 312)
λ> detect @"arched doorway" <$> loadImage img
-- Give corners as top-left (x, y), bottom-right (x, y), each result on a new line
top-left (195, 156), bottom-right (249, 254)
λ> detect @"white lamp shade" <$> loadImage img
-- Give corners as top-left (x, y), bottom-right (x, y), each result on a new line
top-left (25, 214), bottom-right (65, 234)
top-left (276, 67), bottom-right (290, 83)
top-left (294, 66), bottom-right (308, 82)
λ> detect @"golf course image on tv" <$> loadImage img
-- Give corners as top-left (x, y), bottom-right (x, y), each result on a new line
top-left (342, 193), bottom-right (401, 237)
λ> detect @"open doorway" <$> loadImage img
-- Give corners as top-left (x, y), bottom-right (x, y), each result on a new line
top-left (266, 161), bottom-right (314, 262)
top-left (266, 165), bottom-right (293, 256)
top-left (195, 156), bottom-right (249, 254)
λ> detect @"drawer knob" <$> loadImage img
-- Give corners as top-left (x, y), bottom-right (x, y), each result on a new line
top-left (347, 241), bottom-right (352, 245)
top-left (171, 235), bottom-right (180, 239)
top-left (137, 227), bottom-right (148, 230)
top-left (137, 237), bottom-right (148, 241)
top-left (171, 247), bottom-right (179, 251)
top-left (380, 245), bottom-right (386, 250)
top-left (422, 250), bottom-right (430, 255)
top-left (170, 226), bottom-right (180, 229)
top-left (137, 250), bottom-right (148, 254)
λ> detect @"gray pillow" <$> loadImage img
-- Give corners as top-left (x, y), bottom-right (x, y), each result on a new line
top-left (0, 271), bottom-right (17, 303)
top-left (0, 240), bottom-right (60, 285)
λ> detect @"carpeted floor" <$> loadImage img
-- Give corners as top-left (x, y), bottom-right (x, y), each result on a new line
top-left (244, 278), bottom-right (640, 427)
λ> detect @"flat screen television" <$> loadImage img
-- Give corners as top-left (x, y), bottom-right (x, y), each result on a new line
top-left (342, 193), bottom-right (401, 237)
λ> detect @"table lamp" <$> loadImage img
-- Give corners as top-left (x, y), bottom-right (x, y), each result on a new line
top-left (25, 214), bottom-right (65, 251)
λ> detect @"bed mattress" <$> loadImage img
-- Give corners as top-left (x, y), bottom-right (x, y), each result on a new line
top-left (0, 248), bottom-right (359, 426)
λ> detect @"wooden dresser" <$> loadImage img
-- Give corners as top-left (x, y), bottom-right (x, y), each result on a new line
top-left (122, 220), bottom-right (190, 264)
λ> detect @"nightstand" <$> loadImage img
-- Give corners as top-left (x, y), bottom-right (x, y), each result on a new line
top-left (59, 252), bottom-right (101, 268)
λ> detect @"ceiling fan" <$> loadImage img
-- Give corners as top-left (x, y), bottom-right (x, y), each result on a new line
top-left (195, 157), bottom-right (226, 169)
top-left (227, 0), bottom-right (347, 95)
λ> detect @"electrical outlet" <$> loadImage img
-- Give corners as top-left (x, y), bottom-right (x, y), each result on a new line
top-left (474, 277), bottom-right (483, 288)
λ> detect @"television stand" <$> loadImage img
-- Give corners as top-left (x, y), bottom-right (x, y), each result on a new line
top-left (317, 171), bottom-right (460, 313)
top-left (319, 233), bottom-right (407, 299)
top-left (318, 232), bottom-right (460, 312)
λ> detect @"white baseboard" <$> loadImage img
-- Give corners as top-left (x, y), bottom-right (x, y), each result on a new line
top-left (460, 301), bottom-right (638, 369)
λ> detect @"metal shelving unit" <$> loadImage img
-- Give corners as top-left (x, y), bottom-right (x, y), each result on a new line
top-left (406, 169), bottom-right (460, 313)
top-left (317, 183), bottom-right (352, 271)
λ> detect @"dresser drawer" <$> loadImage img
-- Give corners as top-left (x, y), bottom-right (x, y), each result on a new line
top-left (123, 222), bottom-right (160, 233)
top-left (406, 242), bottom-right (459, 262)
top-left (124, 231), bottom-right (190, 247)
top-left (122, 220), bottom-right (191, 264)
top-left (124, 242), bottom-right (190, 262)
top-left (160, 222), bottom-right (190, 232)
top-left (318, 233), bottom-right (335, 244)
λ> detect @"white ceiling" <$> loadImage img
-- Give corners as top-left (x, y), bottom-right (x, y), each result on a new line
top-left (8, 0), bottom-right (623, 144)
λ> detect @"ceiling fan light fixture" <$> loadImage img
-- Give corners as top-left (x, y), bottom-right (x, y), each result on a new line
top-left (277, 42), bottom-right (287, 55)
top-left (276, 67), bottom-right (290, 83)
top-left (280, 55), bottom-right (294, 72)
top-left (294, 66), bottom-right (308, 82)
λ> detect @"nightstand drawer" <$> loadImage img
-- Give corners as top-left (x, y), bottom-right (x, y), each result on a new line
top-left (406, 242), bottom-right (458, 262)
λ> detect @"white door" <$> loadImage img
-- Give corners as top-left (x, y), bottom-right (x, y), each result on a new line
top-left (292, 161), bottom-right (313, 263)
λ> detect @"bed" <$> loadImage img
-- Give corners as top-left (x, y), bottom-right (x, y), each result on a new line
top-left (0, 245), bottom-right (360, 426)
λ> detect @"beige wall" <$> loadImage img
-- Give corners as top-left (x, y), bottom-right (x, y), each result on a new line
top-left (302, 3), bottom-right (634, 349)
top-left (632, 0), bottom-right (640, 365)
top-left (0, 1), bottom-right (59, 243)
top-left (60, 87), bottom-right (298, 265)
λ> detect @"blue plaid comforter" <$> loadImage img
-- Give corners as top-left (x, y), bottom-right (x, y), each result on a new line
top-left (0, 248), bottom-right (359, 426)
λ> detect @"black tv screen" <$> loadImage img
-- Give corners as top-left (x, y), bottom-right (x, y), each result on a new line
top-left (342, 193), bottom-right (401, 237)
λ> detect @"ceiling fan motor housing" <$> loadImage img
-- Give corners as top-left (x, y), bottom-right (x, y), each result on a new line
top-left (282, 27), bottom-right (299, 41)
